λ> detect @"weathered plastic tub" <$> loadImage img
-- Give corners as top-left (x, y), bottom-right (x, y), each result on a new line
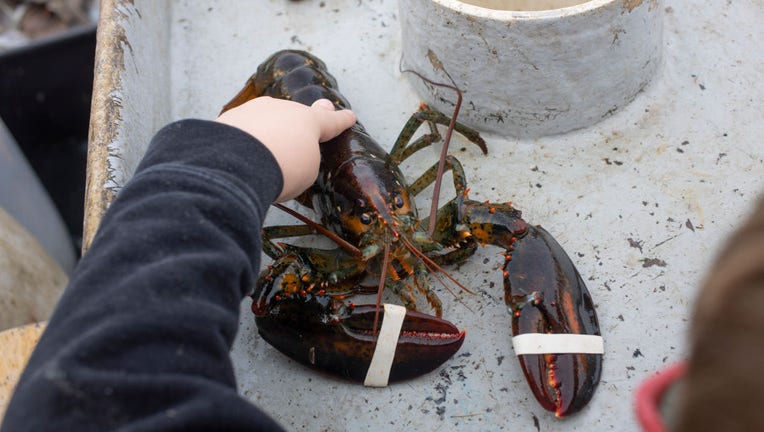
top-left (400, 0), bottom-right (664, 137)
top-left (86, 1), bottom-right (763, 430)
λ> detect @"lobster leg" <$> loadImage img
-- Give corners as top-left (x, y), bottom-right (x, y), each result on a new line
top-left (252, 245), bottom-right (366, 314)
top-left (432, 196), bottom-right (602, 417)
top-left (407, 154), bottom-right (468, 197)
top-left (401, 155), bottom-right (483, 267)
top-left (389, 104), bottom-right (487, 163)
top-left (421, 199), bottom-right (479, 266)
top-left (261, 224), bottom-right (317, 259)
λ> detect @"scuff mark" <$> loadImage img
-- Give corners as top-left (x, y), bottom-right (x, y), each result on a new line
top-left (623, 0), bottom-right (658, 13)
top-left (532, 413), bottom-right (541, 431)
top-left (623, 0), bottom-right (643, 13)
top-left (628, 238), bottom-right (644, 253)
top-left (642, 258), bottom-right (667, 268)
top-left (611, 27), bottom-right (626, 45)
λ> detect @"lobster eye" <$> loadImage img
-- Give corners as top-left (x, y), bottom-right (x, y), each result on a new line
top-left (393, 194), bottom-right (405, 209)
top-left (360, 213), bottom-right (373, 225)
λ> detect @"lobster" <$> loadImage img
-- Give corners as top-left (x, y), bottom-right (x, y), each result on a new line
top-left (221, 50), bottom-right (602, 417)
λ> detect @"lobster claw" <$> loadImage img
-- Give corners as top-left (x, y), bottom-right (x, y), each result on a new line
top-left (504, 225), bottom-right (603, 417)
top-left (253, 295), bottom-right (465, 383)
top-left (251, 250), bottom-right (465, 383)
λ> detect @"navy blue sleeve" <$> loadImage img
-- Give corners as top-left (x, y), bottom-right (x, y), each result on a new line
top-left (1, 119), bottom-right (287, 431)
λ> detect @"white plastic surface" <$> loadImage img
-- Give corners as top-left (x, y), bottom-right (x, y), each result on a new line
top-left (95, 1), bottom-right (763, 430)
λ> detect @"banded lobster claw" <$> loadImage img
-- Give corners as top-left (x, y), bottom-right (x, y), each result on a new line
top-left (452, 198), bottom-right (603, 417)
top-left (504, 225), bottom-right (603, 417)
top-left (251, 249), bottom-right (466, 383)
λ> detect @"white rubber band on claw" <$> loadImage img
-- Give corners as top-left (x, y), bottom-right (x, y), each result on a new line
top-left (512, 333), bottom-right (604, 355)
top-left (364, 303), bottom-right (406, 387)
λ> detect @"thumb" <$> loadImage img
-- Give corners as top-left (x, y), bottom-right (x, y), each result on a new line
top-left (310, 99), bottom-right (356, 142)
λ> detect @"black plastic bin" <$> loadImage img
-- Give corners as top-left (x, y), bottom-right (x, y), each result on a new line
top-left (0, 25), bottom-right (97, 257)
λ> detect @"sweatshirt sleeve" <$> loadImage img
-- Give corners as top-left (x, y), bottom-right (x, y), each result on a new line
top-left (1, 119), bottom-right (287, 432)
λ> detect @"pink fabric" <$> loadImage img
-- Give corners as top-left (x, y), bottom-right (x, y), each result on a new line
top-left (634, 362), bottom-right (687, 432)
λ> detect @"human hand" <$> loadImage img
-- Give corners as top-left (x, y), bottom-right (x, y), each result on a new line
top-left (215, 97), bottom-right (356, 202)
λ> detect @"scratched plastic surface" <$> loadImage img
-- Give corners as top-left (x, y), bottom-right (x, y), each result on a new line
top-left (96, 1), bottom-right (763, 430)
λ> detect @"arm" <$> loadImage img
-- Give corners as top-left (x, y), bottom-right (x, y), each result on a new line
top-left (1, 99), bottom-right (354, 431)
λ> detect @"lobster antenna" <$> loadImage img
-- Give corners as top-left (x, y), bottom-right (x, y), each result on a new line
top-left (371, 241), bottom-right (392, 336)
top-left (398, 235), bottom-right (475, 314)
top-left (399, 235), bottom-right (475, 296)
top-left (422, 262), bottom-right (475, 313)
top-left (273, 203), bottom-right (362, 257)
top-left (399, 52), bottom-right (462, 237)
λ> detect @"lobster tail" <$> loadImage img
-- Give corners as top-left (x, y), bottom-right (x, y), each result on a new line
top-left (222, 50), bottom-right (350, 112)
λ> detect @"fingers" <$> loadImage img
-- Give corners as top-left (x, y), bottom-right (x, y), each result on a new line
top-left (310, 99), bottom-right (356, 142)
top-left (311, 99), bottom-right (336, 110)
top-left (214, 97), bottom-right (356, 203)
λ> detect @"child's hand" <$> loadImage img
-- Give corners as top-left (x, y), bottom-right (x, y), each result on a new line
top-left (216, 97), bottom-right (356, 202)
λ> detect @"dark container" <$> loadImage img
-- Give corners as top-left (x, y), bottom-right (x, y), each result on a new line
top-left (0, 25), bottom-right (97, 256)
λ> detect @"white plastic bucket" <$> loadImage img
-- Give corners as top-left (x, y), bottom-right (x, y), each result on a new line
top-left (400, 0), bottom-right (664, 137)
